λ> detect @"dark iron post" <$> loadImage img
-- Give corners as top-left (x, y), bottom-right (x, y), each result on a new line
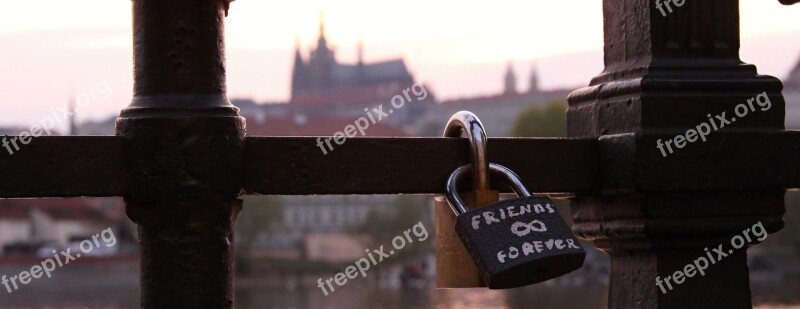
top-left (568, 1), bottom-right (785, 308)
top-left (116, 0), bottom-right (245, 307)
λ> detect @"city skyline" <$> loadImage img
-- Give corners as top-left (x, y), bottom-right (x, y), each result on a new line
top-left (0, 1), bottom-right (799, 130)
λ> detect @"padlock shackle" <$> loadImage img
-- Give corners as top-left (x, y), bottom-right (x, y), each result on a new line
top-left (443, 111), bottom-right (489, 192)
top-left (445, 163), bottom-right (532, 215)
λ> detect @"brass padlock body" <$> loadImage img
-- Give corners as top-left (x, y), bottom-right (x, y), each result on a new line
top-left (435, 190), bottom-right (498, 288)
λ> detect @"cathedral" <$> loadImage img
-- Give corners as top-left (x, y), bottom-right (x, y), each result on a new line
top-left (290, 18), bottom-right (415, 108)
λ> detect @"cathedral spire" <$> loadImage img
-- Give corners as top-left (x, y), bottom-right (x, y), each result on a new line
top-left (318, 11), bottom-right (326, 42)
top-left (357, 38), bottom-right (364, 65)
top-left (68, 84), bottom-right (77, 136)
top-left (528, 63), bottom-right (540, 93)
top-left (503, 61), bottom-right (517, 95)
top-left (357, 38), bottom-right (365, 82)
top-left (315, 10), bottom-right (331, 55)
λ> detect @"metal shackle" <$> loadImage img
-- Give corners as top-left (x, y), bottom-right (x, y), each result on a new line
top-left (443, 111), bottom-right (489, 192)
top-left (445, 163), bottom-right (532, 215)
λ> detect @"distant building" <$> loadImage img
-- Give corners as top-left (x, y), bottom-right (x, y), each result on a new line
top-left (503, 62), bottom-right (518, 95)
top-left (785, 56), bottom-right (800, 129)
top-left (255, 195), bottom-right (395, 261)
top-left (78, 117), bottom-right (116, 135)
top-left (304, 233), bottom-right (371, 263)
top-left (0, 199), bottom-right (134, 256)
top-left (786, 57), bottom-right (800, 90)
top-left (412, 63), bottom-right (572, 137)
top-left (286, 16), bottom-right (434, 127)
top-left (0, 207), bottom-right (29, 254)
top-left (244, 113), bottom-right (407, 136)
top-left (0, 127), bottom-right (40, 136)
top-left (243, 116), bottom-right (403, 262)
top-left (528, 64), bottom-right (540, 94)
top-left (413, 92), bottom-right (571, 137)
top-left (291, 19), bottom-right (413, 107)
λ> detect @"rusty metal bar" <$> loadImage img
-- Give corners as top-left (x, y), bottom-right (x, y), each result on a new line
top-left (6, 133), bottom-right (800, 198)
top-left (0, 136), bottom-right (126, 197)
top-left (243, 137), bottom-right (599, 195)
top-left (0, 136), bottom-right (598, 197)
top-left (600, 131), bottom-right (800, 193)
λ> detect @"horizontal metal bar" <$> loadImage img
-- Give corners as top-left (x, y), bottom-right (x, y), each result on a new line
top-left (243, 137), bottom-right (600, 195)
top-left (0, 136), bottom-right (127, 198)
top-left (629, 131), bottom-right (800, 192)
top-left (5, 133), bottom-right (800, 198)
top-left (0, 136), bottom-right (599, 197)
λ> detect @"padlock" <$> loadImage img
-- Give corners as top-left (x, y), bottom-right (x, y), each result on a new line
top-left (446, 163), bottom-right (586, 289)
top-left (435, 190), bottom-right (497, 287)
top-left (436, 110), bottom-right (498, 288)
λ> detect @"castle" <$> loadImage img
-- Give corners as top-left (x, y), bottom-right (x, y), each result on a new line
top-left (276, 16), bottom-right (572, 137)
top-left (290, 18), bottom-right (415, 108)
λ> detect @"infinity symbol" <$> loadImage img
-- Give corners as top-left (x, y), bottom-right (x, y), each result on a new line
top-left (510, 220), bottom-right (547, 237)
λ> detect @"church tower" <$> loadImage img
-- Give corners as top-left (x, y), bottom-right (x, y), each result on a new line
top-left (67, 86), bottom-right (77, 136)
top-left (503, 62), bottom-right (517, 95)
top-left (786, 56), bottom-right (800, 89)
top-left (289, 13), bottom-right (418, 106)
top-left (528, 64), bottom-right (540, 93)
top-left (357, 38), bottom-right (366, 83)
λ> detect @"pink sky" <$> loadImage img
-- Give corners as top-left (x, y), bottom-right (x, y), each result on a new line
top-left (0, 1), bottom-right (799, 132)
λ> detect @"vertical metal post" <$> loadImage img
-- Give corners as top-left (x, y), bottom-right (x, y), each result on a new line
top-left (116, 0), bottom-right (245, 307)
top-left (568, 1), bottom-right (785, 308)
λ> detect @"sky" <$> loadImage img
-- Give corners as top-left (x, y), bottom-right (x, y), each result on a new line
top-left (0, 1), bottom-right (799, 131)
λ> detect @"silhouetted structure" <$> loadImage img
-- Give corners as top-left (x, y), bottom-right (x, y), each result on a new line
top-left (784, 56), bottom-right (800, 128)
top-left (786, 56), bottom-right (800, 89)
top-left (291, 16), bottom-right (413, 107)
top-left (503, 62), bottom-right (518, 95)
